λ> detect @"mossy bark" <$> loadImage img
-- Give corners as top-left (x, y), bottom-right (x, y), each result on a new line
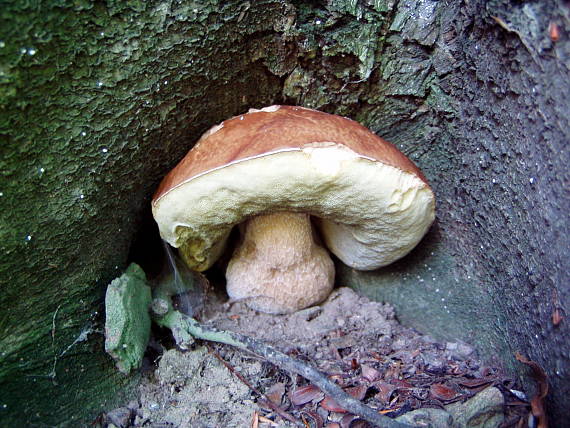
top-left (1, 0), bottom-right (568, 425)
top-left (0, 1), bottom-right (285, 424)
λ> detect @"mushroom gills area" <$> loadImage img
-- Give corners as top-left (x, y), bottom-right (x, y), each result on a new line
top-left (226, 212), bottom-right (335, 314)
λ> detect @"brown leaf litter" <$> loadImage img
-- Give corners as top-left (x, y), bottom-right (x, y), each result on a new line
top-left (101, 287), bottom-right (533, 427)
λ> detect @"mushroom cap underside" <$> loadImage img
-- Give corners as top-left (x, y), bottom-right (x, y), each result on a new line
top-left (152, 145), bottom-right (435, 272)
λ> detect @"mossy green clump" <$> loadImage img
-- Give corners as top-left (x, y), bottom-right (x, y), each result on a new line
top-left (104, 264), bottom-right (152, 374)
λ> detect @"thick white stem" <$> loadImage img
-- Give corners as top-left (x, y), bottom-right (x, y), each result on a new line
top-left (226, 212), bottom-right (335, 314)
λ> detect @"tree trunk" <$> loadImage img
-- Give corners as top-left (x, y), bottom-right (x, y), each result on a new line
top-left (1, 0), bottom-right (568, 425)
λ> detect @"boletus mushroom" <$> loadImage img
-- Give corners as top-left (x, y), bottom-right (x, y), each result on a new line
top-left (152, 105), bottom-right (435, 314)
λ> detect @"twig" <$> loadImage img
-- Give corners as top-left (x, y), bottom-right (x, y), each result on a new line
top-left (206, 344), bottom-right (303, 427)
top-left (158, 311), bottom-right (413, 428)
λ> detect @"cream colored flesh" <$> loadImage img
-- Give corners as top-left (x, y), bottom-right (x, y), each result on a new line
top-left (226, 212), bottom-right (334, 314)
top-left (152, 145), bottom-right (435, 272)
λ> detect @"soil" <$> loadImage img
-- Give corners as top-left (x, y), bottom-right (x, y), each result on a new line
top-left (103, 288), bottom-right (529, 428)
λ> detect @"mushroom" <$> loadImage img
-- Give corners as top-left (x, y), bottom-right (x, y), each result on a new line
top-left (152, 105), bottom-right (435, 314)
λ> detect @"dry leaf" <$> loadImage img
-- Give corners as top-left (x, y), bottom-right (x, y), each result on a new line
top-left (429, 383), bottom-right (458, 401)
top-left (251, 410), bottom-right (259, 428)
top-left (265, 382), bottom-right (286, 405)
top-left (458, 377), bottom-right (493, 388)
top-left (320, 396), bottom-right (346, 413)
top-left (374, 380), bottom-right (397, 404)
top-left (290, 384), bottom-right (323, 406)
top-left (258, 415), bottom-right (279, 426)
top-left (361, 364), bottom-right (380, 382)
top-left (346, 385), bottom-right (368, 401)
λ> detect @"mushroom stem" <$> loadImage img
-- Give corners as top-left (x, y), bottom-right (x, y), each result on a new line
top-left (226, 212), bottom-right (335, 314)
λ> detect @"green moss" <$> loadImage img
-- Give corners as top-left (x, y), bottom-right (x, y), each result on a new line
top-left (0, 0), bottom-right (284, 424)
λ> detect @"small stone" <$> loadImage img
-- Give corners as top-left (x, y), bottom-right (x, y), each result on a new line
top-left (445, 386), bottom-right (504, 428)
top-left (126, 400), bottom-right (140, 412)
top-left (509, 389), bottom-right (527, 401)
top-left (392, 336), bottom-right (407, 350)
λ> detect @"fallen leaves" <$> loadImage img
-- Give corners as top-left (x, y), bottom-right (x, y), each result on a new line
top-left (280, 341), bottom-right (517, 426)
top-left (290, 385), bottom-right (324, 406)
top-left (207, 289), bottom-right (530, 427)
top-left (265, 382), bottom-right (286, 405)
top-left (429, 383), bottom-right (459, 401)
top-left (360, 364), bottom-right (380, 382)
top-left (320, 396), bottom-right (346, 413)
top-left (246, 340), bottom-right (530, 428)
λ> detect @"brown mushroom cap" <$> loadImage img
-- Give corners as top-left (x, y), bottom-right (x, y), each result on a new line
top-left (152, 105), bottom-right (435, 272)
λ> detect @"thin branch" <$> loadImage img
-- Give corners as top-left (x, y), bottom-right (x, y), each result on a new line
top-left (158, 311), bottom-right (413, 428)
top-left (206, 344), bottom-right (304, 427)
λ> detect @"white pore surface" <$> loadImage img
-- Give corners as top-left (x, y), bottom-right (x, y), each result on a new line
top-left (153, 145), bottom-right (435, 271)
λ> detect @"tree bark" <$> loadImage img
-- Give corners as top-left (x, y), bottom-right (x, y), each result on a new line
top-left (1, 0), bottom-right (568, 424)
